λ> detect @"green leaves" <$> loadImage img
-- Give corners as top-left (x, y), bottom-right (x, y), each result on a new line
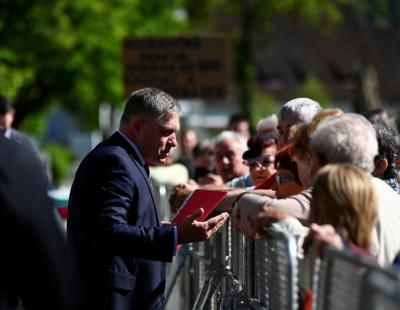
top-left (1, 0), bottom-right (187, 129)
top-left (3, 0), bottom-right (395, 131)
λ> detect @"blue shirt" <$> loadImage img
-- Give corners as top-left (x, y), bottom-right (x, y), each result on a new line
top-left (226, 172), bottom-right (254, 188)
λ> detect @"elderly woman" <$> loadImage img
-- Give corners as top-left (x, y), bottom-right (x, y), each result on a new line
top-left (242, 133), bottom-right (278, 188)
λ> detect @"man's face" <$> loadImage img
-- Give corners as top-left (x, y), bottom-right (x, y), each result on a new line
top-left (181, 129), bottom-right (198, 153)
top-left (277, 115), bottom-right (299, 149)
top-left (215, 138), bottom-right (248, 182)
top-left (232, 121), bottom-right (250, 139)
top-left (0, 110), bottom-right (14, 129)
top-left (136, 113), bottom-right (180, 166)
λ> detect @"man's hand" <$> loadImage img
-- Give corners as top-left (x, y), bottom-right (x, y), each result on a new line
top-left (177, 208), bottom-right (229, 244)
top-left (215, 188), bottom-right (247, 213)
top-left (236, 205), bottom-right (289, 239)
top-left (169, 181), bottom-right (198, 213)
top-left (182, 179), bottom-right (200, 191)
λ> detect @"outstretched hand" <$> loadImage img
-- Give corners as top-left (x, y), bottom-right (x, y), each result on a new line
top-left (177, 208), bottom-right (229, 244)
top-left (302, 223), bottom-right (344, 258)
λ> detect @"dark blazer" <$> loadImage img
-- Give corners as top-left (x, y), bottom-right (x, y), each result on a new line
top-left (68, 131), bottom-right (176, 310)
top-left (5, 128), bottom-right (45, 178)
top-left (0, 136), bottom-right (78, 310)
top-left (8, 128), bottom-right (40, 157)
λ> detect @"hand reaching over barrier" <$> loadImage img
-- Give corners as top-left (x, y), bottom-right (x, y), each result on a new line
top-left (234, 193), bottom-right (290, 239)
top-left (302, 223), bottom-right (344, 258)
top-left (169, 180), bottom-right (198, 213)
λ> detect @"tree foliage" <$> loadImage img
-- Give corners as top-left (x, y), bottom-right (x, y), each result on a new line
top-left (296, 75), bottom-right (331, 107)
top-left (1, 0), bottom-right (397, 132)
top-left (354, 0), bottom-right (400, 27)
top-left (0, 0), bottom-right (187, 130)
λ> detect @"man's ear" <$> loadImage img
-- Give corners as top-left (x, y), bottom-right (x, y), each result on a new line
top-left (130, 117), bottom-right (144, 135)
top-left (377, 158), bottom-right (388, 172)
top-left (373, 158), bottom-right (388, 178)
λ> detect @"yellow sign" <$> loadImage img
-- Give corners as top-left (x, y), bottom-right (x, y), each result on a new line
top-left (123, 36), bottom-right (230, 100)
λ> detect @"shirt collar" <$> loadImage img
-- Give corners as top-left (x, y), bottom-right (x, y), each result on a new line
top-left (1, 128), bottom-right (11, 138)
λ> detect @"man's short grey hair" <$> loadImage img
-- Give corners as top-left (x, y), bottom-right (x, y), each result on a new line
top-left (213, 130), bottom-right (248, 153)
top-left (278, 98), bottom-right (322, 124)
top-left (310, 113), bottom-right (378, 173)
top-left (120, 87), bottom-right (181, 124)
top-left (256, 114), bottom-right (278, 134)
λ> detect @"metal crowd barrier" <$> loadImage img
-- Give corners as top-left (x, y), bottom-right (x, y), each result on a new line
top-left (312, 246), bottom-right (400, 310)
top-left (254, 229), bottom-right (299, 310)
top-left (167, 222), bottom-right (400, 310)
top-left (170, 215), bottom-right (299, 310)
top-left (363, 270), bottom-right (400, 310)
top-left (155, 184), bottom-right (400, 310)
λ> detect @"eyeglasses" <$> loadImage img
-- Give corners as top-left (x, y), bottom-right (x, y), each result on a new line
top-left (275, 172), bottom-right (297, 186)
top-left (244, 154), bottom-right (275, 169)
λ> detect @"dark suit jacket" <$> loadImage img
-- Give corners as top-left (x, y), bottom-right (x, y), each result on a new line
top-left (68, 131), bottom-right (176, 310)
top-left (5, 128), bottom-right (46, 179)
top-left (0, 136), bottom-right (78, 310)
top-left (7, 128), bottom-right (40, 157)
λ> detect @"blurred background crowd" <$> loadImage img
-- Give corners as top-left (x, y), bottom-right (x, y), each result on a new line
top-left (1, 0), bottom-right (400, 193)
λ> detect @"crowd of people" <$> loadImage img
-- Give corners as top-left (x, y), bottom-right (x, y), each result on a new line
top-left (1, 88), bottom-right (400, 309)
top-left (169, 97), bottom-right (400, 307)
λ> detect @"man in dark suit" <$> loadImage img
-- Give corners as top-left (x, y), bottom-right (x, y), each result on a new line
top-left (0, 136), bottom-right (80, 309)
top-left (0, 96), bottom-right (40, 157)
top-left (68, 87), bottom-right (229, 310)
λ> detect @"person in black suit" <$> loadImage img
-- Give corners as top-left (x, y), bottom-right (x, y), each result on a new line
top-left (0, 96), bottom-right (40, 156)
top-left (67, 87), bottom-right (229, 310)
top-left (0, 135), bottom-right (80, 309)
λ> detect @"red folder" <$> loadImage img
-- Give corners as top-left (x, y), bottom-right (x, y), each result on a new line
top-left (171, 189), bottom-right (228, 225)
